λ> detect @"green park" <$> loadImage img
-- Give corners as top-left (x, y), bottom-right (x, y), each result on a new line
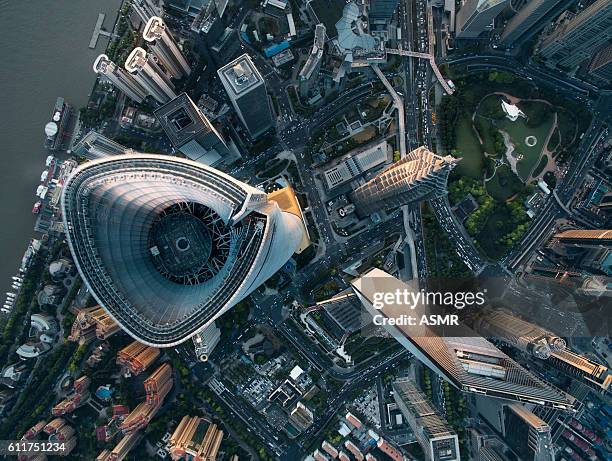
top-left (437, 70), bottom-right (589, 260)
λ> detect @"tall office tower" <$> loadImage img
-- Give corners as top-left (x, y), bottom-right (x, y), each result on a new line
top-left (455, 0), bottom-right (510, 39)
top-left (192, 321), bottom-right (220, 362)
top-left (588, 44), bottom-right (612, 85)
top-left (553, 229), bottom-right (612, 248)
top-left (299, 24), bottom-right (326, 99)
top-left (93, 54), bottom-right (147, 103)
top-left (499, 0), bottom-right (571, 48)
top-left (72, 130), bottom-right (134, 160)
top-left (349, 146), bottom-right (457, 217)
top-left (61, 155), bottom-right (304, 347)
top-left (217, 54), bottom-right (275, 139)
top-left (475, 310), bottom-right (566, 359)
top-left (369, 0), bottom-right (400, 30)
top-left (351, 269), bottom-right (578, 410)
top-left (124, 47), bottom-right (176, 104)
top-left (167, 416), bottom-right (224, 461)
top-left (143, 16), bottom-right (191, 80)
top-left (536, 0), bottom-right (612, 70)
top-left (547, 349), bottom-right (612, 392)
top-left (503, 404), bottom-right (554, 461)
top-left (154, 93), bottom-right (240, 166)
top-left (392, 378), bottom-right (460, 461)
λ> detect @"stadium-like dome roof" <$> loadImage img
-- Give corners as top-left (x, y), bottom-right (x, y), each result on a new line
top-left (62, 155), bottom-right (303, 346)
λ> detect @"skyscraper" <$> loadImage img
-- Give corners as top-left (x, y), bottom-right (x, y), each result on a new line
top-left (503, 404), bottom-right (554, 461)
top-left (349, 146), bottom-right (457, 217)
top-left (61, 155), bottom-right (304, 347)
top-left (536, 0), bottom-right (612, 69)
top-left (93, 54), bottom-right (148, 103)
top-left (392, 378), bottom-right (460, 461)
top-left (553, 229), bottom-right (612, 248)
top-left (217, 54), bottom-right (275, 139)
top-left (499, 0), bottom-right (571, 48)
top-left (455, 0), bottom-right (510, 39)
top-left (588, 45), bottom-right (612, 85)
top-left (167, 416), bottom-right (224, 461)
top-left (475, 310), bottom-right (566, 359)
top-left (125, 47), bottom-right (176, 104)
top-left (299, 24), bottom-right (326, 99)
top-left (192, 321), bottom-right (221, 362)
top-left (351, 269), bottom-right (578, 410)
top-left (154, 93), bottom-right (240, 166)
top-left (369, 0), bottom-right (400, 31)
top-left (143, 16), bottom-right (191, 80)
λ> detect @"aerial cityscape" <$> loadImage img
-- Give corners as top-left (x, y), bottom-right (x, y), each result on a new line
top-left (0, 0), bottom-right (611, 460)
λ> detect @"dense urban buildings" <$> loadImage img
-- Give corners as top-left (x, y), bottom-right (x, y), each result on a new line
top-left (61, 155), bottom-right (304, 346)
top-left (217, 54), bottom-right (275, 139)
top-left (499, 0), bottom-right (572, 48)
top-left (4, 1), bottom-right (612, 459)
top-left (351, 269), bottom-right (578, 410)
top-left (536, 0), bottom-right (612, 69)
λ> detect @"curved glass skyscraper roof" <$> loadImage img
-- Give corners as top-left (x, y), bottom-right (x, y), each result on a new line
top-left (62, 155), bottom-right (303, 346)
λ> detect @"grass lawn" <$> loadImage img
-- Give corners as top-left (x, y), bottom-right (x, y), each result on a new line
top-left (454, 112), bottom-right (484, 179)
top-left (497, 113), bottom-right (553, 180)
top-left (486, 164), bottom-right (523, 201)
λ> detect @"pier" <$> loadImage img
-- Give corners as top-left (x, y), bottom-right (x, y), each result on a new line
top-left (88, 13), bottom-right (113, 49)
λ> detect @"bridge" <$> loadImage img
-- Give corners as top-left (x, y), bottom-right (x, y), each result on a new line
top-left (386, 48), bottom-right (455, 95)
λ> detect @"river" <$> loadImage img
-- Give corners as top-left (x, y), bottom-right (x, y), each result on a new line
top-left (0, 0), bottom-right (123, 297)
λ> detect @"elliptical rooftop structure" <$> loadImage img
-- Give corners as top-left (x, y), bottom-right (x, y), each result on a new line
top-left (61, 155), bottom-right (303, 347)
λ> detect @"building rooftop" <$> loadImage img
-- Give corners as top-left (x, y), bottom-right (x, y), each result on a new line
top-left (218, 54), bottom-right (263, 95)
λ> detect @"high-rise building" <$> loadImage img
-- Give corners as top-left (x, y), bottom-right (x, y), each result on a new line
top-left (93, 54), bottom-right (147, 103)
top-left (192, 321), bottom-right (221, 362)
top-left (299, 24), bottom-right (326, 99)
top-left (536, 0), bottom-right (612, 69)
top-left (392, 378), bottom-right (460, 461)
top-left (588, 44), bottom-right (612, 84)
top-left (116, 341), bottom-right (160, 375)
top-left (475, 310), bottom-right (566, 359)
top-left (553, 229), bottom-right (612, 248)
top-left (61, 155), bottom-right (304, 347)
top-left (154, 93), bottom-right (240, 166)
top-left (455, 0), bottom-right (510, 39)
top-left (167, 416), bottom-right (224, 461)
top-left (369, 0), bottom-right (400, 32)
top-left (547, 349), bottom-right (612, 392)
top-left (351, 269), bottom-right (578, 410)
top-left (217, 54), bottom-right (275, 139)
top-left (143, 16), bottom-right (191, 80)
top-left (499, 0), bottom-right (571, 48)
top-left (68, 306), bottom-right (120, 344)
top-left (124, 47), bottom-right (176, 104)
top-left (369, 0), bottom-right (400, 21)
top-left (349, 146), bottom-right (457, 217)
top-left (503, 404), bottom-right (554, 461)
top-left (289, 402), bottom-right (315, 431)
top-left (71, 130), bottom-right (134, 160)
